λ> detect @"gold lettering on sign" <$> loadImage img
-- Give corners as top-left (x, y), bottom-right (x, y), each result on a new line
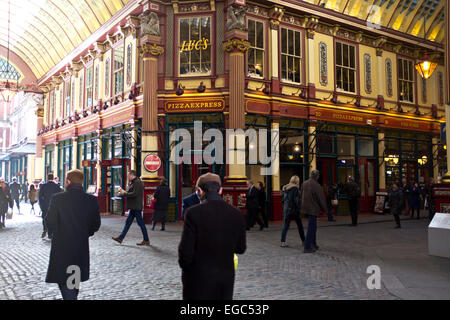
top-left (180, 38), bottom-right (210, 52)
top-left (165, 99), bottom-right (225, 113)
top-left (400, 121), bottom-right (420, 129)
top-left (332, 113), bottom-right (363, 122)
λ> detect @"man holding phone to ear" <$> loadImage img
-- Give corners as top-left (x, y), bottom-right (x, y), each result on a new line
top-left (112, 170), bottom-right (150, 246)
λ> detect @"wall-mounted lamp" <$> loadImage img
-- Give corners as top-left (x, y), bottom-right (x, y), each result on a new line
top-left (418, 155), bottom-right (428, 165)
top-left (103, 102), bottom-right (109, 110)
top-left (330, 92), bottom-right (338, 104)
top-left (176, 83), bottom-right (185, 96)
top-left (197, 82), bottom-right (206, 93)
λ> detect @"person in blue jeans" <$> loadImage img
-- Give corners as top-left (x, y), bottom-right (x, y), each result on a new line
top-left (112, 170), bottom-right (149, 246)
top-left (280, 175), bottom-right (305, 247)
top-left (300, 170), bottom-right (328, 253)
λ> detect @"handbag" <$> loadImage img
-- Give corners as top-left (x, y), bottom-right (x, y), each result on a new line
top-left (331, 199), bottom-right (339, 207)
top-left (149, 196), bottom-right (156, 209)
top-left (6, 208), bottom-right (13, 219)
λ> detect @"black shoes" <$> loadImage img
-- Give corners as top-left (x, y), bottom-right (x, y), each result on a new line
top-left (394, 225), bottom-right (401, 229)
top-left (304, 248), bottom-right (316, 253)
top-left (313, 244), bottom-right (319, 250)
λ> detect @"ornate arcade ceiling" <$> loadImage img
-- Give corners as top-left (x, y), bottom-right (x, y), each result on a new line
top-left (303, 0), bottom-right (445, 43)
top-left (0, 0), bottom-right (131, 80)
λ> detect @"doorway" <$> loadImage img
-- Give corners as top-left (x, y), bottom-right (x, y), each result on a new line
top-left (358, 158), bottom-right (376, 212)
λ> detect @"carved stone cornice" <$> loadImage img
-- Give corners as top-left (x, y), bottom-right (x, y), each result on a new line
top-left (94, 41), bottom-right (109, 62)
top-left (140, 42), bottom-right (164, 58)
top-left (126, 15), bottom-right (140, 39)
top-left (223, 38), bottom-right (250, 53)
top-left (36, 107), bottom-right (45, 118)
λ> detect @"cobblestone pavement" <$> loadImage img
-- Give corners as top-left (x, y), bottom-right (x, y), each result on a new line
top-left (1, 203), bottom-right (449, 300)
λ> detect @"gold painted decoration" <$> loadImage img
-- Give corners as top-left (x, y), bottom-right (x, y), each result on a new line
top-left (222, 39), bottom-right (250, 53)
top-left (140, 43), bottom-right (165, 57)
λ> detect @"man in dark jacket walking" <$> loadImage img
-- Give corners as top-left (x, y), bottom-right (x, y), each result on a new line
top-left (388, 183), bottom-right (403, 229)
top-left (245, 180), bottom-right (264, 231)
top-left (45, 170), bottom-right (101, 300)
top-left (343, 176), bottom-right (360, 226)
top-left (152, 177), bottom-right (170, 231)
top-left (301, 170), bottom-right (327, 253)
top-left (21, 180), bottom-right (29, 203)
top-left (112, 170), bottom-right (149, 245)
top-left (179, 173), bottom-right (247, 300)
top-left (39, 173), bottom-right (63, 239)
top-left (9, 177), bottom-right (21, 214)
top-left (181, 188), bottom-right (201, 220)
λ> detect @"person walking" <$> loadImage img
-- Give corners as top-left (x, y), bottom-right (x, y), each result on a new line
top-left (256, 182), bottom-right (268, 228)
top-left (280, 175), bottom-right (305, 248)
top-left (179, 173), bottom-right (246, 300)
top-left (45, 170), bottom-right (101, 300)
top-left (343, 176), bottom-right (361, 226)
top-left (401, 178), bottom-right (411, 216)
top-left (388, 183), bottom-right (403, 229)
top-left (409, 182), bottom-right (421, 219)
top-left (21, 180), bottom-right (29, 203)
top-left (152, 177), bottom-right (170, 231)
top-left (39, 173), bottom-right (63, 239)
top-left (29, 184), bottom-right (38, 215)
top-left (9, 177), bottom-right (21, 214)
top-left (301, 170), bottom-right (327, 253)
top-left (0, 178), bottom-right (12, 229)
top-left (326, 183), bottom-right (338, 222)
top-left (423, 179), bottom-right (436, 221)
top-left (112, 170), bottom-right (149, 245)
top-left (245, 180), bottom-right (264, 231)
top-left (181, 187), bottom-right (201, 220)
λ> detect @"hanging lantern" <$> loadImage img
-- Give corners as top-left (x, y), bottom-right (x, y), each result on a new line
top-left (415, 53), bottom-right (437, 79)
top-left (0, 80), bottom-right (16, 103)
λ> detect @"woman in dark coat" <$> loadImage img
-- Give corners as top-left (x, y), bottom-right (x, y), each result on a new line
top-left (409, 183), bottom-right (421, 219)
top-left (152, 177), bottom-right (170, 231)
top-left (0, 178), bottom-right (12, 229)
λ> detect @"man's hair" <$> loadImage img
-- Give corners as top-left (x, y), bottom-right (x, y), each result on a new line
top-left (200, 181), bottom-right (221, 194)
top-left (247, 180), bottom-right (254, 185)
top-left (258, 181), bottom-right (264, 188)
top-left (348, 176), bottom-right (354, 182)
top-left (310, 170), bottom-right (320, 180)
top-left (66, 170), bottom-right (84, 185)
top-left (47, 173), bottom-right (54, 181)
top-left (12, 177), bottom-right (17, 181)
top-left (129, 170), bottom-right (137, 177)
top-left (160, 177), bottom-right (168, 185)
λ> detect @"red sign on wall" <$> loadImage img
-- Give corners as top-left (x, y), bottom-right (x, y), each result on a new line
top-left (143, 154), bottom-right (161, 173)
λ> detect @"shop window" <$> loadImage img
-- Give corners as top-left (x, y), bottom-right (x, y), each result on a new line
top-left (113, 43), bottom-right (125, 96)
top-left (398, 58), bottom-right (414, 103)
top-left (247, 19), bottom-right (264, 78)
top-left (280, 132), bottom-right (304, 163)
top-left (179, 17), bottom-right (211, 76)
top-left (113, 136), bottom-right (123, 158)
top-left (50, 90), bottom-right (56, 124)
top-left (85, 66), bottom-right (94, 108)
top-left (401, 140), bottom-right (415, 160)
top-left (337, 135), bottom-right (355, 163)
top-left (335, 42), bottom-right (356, 93)
top-left (317, 133), bottom-right (334, 155)
top-left (94, 65), bottom-right (99, 101)
top-left (357, 137), bottom-right (374, 157)
top-left (281, 27), bottom-right (302, 83)
top-left (127, 43), bottom-right (133, 86)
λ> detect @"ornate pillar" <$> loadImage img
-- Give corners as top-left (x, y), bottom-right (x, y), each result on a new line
top-left (378, 131), bottom-right (386, 191)
top-left (139, 9), bottom-right (164, 223)
top-left (269, 6), bottom-right (284, 93)
top-left (35, 106), bottom-right (45, 181)
top-left (375, 38), bottom-right (387, 109)
top-left (445, 0), bottom-right (450, 181)
top-left (306, 16), bottom-right (318, 99)
top-left (53, 142), bottom-right (58, 177)
top-left (72, 137), bottom-right (78, 170)
top-left (432, 136), bottom-right (439, 180)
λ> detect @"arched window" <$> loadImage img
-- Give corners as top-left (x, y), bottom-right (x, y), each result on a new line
top-left (0, 57), bottom-right (22, 80)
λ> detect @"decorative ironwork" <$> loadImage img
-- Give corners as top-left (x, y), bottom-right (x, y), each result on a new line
top-left (0, 57), bottom-right (21, 80)
top-left (319, 42), bottom-right (327, 86)
top-left (364, 54), bottom-right (372, 94)
top-left (386, 58), bottom-right (393, 97)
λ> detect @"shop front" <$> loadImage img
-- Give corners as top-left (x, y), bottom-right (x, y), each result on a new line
top-left (44, 145), bottom-right (54, 178)
top-left (77, 133), bottom-right (98, 190)
top-left (57, 139), bottom-right (73, 187)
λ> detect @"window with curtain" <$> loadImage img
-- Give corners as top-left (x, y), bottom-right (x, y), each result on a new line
top-left (247, 19), bottom-right (264, 78)
top-left (114, 43), bottom-right (125, 95)
top-left (179, 17), bottom-right (211, 75)
top-left (335, 42), bottom-right (356, 93)
top-left (398, 58), bottom-right (414, 103)
top-left (281, 27), bottom-right (302, 83)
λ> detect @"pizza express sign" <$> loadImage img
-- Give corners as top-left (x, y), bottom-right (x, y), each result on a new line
top-left (164, 98), bottom-right (225, 113)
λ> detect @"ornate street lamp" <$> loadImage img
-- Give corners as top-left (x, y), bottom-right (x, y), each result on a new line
top-left (0, 0), bottom-right (18, 103)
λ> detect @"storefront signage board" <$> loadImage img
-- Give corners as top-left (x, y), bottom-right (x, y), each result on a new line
top-left (164, 98), bottom-right (225, 113)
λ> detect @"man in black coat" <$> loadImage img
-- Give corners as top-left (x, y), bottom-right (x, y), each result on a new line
top-left (245, 180), bottom-right (264, 231)
top-left (343, 176), bottom-right (361, 226)
top-left (112, 170), bottom-right (149, 245)
top-left (181, 188), bottom-right (201, 220)
top-left (45, 170), bottom-right (101, 300)
top-left (179, 173), bottom-right (247, 300)
top-left (388, 183), bottom-right (403, 229)
top-left (21, 180), bottom-right (29, 203)
top-left (38, 173), bottom-right (62, 239)
top-left (9, 177), bottom-right (21, 214)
